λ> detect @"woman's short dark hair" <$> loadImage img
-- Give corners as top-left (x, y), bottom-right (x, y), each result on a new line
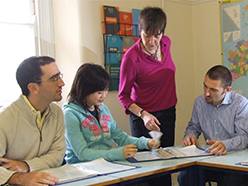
top-left (68, 63), bottom-right (111, 109)
top-left (139, 6), bottom-right (167, 36)
top-left (206, 65), bottom-right (232, 89)
top-left (16, 56), bottom-right (55, 96)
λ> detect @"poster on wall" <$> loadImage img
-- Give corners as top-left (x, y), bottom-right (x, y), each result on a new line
top-left (220, 0), bottom-right (248, 98)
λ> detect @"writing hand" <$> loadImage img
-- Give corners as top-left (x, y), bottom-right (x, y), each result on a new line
top-left (206, 139), bottom-right (227, 156)
top-left (141, 111), bottom-right (160, 131)
top-left (8, 171), bottom-right (59, 186)
top-left (183, 135), bottom-right (199, 146)
top-left (123, 144), bottom-right (138, 159)
top-left (0, 157), bottom-right (29, 173)
top-left (147, 139), bottom-right (161, 149)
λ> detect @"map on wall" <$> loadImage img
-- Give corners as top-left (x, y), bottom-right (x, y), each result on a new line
top-left (221, 0), bottom-right (248, 97)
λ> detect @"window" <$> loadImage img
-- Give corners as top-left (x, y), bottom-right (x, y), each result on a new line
top-left (0, 0), bottom-right (35, 106)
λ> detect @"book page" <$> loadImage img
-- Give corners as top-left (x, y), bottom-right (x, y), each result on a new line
top-left (42, 158), bottom-right (136, 183)
top-left (132, 151), bottom-right (162, 161)
top-left (42, 164), bottom-right (97, 184)
top-left (156, 148), bottom-right (177, 159)
top-left (173, 145), bottom-right (210, 157)
top-left (128, 145), bottom-right (211, 162)
top-left (72, 158), bottom-right (137, 175)
top-left (156, 145), bottom-right (210, 159)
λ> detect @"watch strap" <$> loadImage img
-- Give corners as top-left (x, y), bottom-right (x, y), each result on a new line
top-left (138, 109), bottom-right (144, 117)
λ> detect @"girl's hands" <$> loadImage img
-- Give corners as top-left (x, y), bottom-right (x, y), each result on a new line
top-left (147, 139), bottom-right (160, 149)
top-left (123, 144), bottom-right (138, 158)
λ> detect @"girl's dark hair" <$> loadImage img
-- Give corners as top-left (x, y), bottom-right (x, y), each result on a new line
top-left (68, 63), bottom-right (111, 109)
top-left (139, 6), bottom-right (167, 36)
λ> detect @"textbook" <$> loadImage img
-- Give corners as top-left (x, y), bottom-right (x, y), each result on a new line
top-left (119, 11), bottom-right (133, 36)
top-left (105, 63), bottom-right (120, 91)
top-left (132, 9), bottom-right (141, 36)
top-left (127, 145), bottom-right (211, 163)
top-left (102, 5), bottom-right (120, 35)
top-left (122, 36), bottom-right (139, 54)
top-left (42, 158), bottom-right (137, 184)
top-left (106, 35), bottom-right (122, 64)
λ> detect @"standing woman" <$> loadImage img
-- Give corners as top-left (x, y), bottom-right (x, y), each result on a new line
top-left (118, 7), bottom-right (177, 185)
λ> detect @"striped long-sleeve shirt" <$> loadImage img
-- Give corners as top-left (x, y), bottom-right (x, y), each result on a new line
top-left (184, 91), bottom-right (248, 151)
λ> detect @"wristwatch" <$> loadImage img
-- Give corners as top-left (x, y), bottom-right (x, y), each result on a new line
top-left (138, 109), bottom-right (144, 117)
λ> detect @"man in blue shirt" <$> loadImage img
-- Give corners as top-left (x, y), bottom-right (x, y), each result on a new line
top-left (178, 65), bottom-right (248, 186)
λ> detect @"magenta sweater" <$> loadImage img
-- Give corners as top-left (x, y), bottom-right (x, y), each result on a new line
top-left (118, 36), bottom-right (177, 114)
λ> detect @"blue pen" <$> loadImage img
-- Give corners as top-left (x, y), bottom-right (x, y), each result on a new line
top-left (204, 148), bottom-right (210, 153)
top-left (197, 146), bottom-right (210, 153)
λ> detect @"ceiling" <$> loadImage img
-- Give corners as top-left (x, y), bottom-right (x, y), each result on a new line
top-left (167, 0), bottom-right (217, 4)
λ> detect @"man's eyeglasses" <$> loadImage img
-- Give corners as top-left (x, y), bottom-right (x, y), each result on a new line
top-left (35, 73), bottom-right (63, 83)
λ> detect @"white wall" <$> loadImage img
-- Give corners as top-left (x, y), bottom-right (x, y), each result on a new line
top-left (192, 1), bottom-right (222, 95)
top-left (164, 2), bottom-right (195, 144)
top-left (53, 0), bottom-right (222, 145)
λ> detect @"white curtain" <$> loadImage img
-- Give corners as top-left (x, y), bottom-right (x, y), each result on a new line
top-left (34, 0), bottom-right (55, 58)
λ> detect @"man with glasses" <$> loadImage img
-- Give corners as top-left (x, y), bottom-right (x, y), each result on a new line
top-left (178, 65), bottom-right (248, 186)
top-left (0, 56), bottom-right (66, 185)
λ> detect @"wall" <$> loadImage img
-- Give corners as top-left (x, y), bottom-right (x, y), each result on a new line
top-left (53, 0), bottom-right (222, 145)
top-left (191, 1), bottom-right (222, 143)
top-left (164, 2), bottom-right (194, 144)
top-left (192, 1), bottom-right (222, 95)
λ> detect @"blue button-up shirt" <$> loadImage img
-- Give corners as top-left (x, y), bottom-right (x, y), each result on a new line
top-left (184, 91), bottom-right (248, 151)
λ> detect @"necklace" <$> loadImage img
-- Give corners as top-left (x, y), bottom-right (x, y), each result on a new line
top-left (141, 42), bottom-right (159, 60)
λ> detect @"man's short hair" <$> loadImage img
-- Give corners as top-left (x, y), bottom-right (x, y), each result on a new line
top-left (16, 56), bottom-right (55, 96)
top-left (206, 65), bottom-right (232, 89)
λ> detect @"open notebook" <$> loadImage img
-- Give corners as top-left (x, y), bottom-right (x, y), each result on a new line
top-left (42, 158), bottom-right (137, 184)
top-left (127, 145), bottom-right (211, 163)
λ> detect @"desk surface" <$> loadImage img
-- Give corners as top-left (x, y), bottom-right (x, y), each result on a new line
top-left (111, 156), bottom-right (208, 182)
top-left (197, 150), bottom-right (248, 172)
top-left (60, 148), bottom-right (248, 186)
top-left (60, 155), bottom-right (212, 186)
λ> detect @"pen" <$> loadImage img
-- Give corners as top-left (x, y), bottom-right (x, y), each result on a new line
top-left (197, 147), bottom-right (210, 153)
top-left (204, 148), bottom-right (210, 153)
